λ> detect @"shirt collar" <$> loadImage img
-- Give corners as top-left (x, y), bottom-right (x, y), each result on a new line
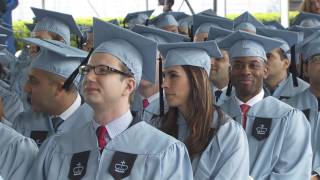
top-left (212, 84), bottom-right (228, 92)
top-left (235, 89), bottom-right (264, 107)
top-left (92, 110), bottom-right (133, 140)
top-left (140, 92), bottom-right (160, 103)
top-left (51, 93), bottom-right (81, 120)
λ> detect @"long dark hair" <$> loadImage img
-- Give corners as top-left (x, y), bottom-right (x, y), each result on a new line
top-left (161, 65), bottom-right (224, 158)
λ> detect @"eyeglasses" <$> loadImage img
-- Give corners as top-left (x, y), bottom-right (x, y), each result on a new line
top-left (79, 65), bottom-right (133, 77)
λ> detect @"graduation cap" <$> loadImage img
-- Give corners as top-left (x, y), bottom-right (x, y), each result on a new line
top-left (25, 23), bottom-right (36, 32)
top-left (166, 11), bottom-right (190, 22)
top-left (256, 28), bottom-right (298, 59)
top-left (304, 39), bottom-right (320, 61)
top-left (297, 31), bottom-right (320, 61)
top-left (264, 21), bottom-right (285, 30)
top-left (178, 16), bottom-right (193, 28)
top-left (123, 10), bottom-right (154, 28)
top-left (31, 7), bottom-right (83, 45)
top-left (218, 30), bottom-right (283, 61)
top-left (108, 19), bottom-right (120, 26)
top-left (159, 41), bottom-right (222, 75)
top-left (178, 16), bottom-right (193, 37)
top-left (198, 9), bottom-right (216, 16)
top-left (292, 12), bottom-right (320, 27)
top-left (302, 26), bottom-right (320, 39)
top-left (193, 14), bottom-right (233, 35)
top-left (131, 25), bottom-right (190, 43)
top-left (208, 26), bottom-right (233, 42)
top-left (149, 13), bottom-right (178, 29)
top-left (22, 38), bottom-right (88, 88)
top-left (93, 18), bottom-right (158, 86)
top-left (234, 11), bottom-right (265, 33)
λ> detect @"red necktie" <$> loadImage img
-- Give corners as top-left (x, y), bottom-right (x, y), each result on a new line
top-left (96, 126), bottom-right (107, 151)
top-left (143, 98), bottom-right (150, 109)
top-left (240, 104), bottom-right (250, 129)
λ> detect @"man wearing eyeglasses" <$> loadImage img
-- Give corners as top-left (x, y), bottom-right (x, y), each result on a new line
top-left (286, 35), bottom-right (320, 180)
top-left (12, 38), bottom-right (93, 147)
top-left (26, 18), bottom-right (192, 180)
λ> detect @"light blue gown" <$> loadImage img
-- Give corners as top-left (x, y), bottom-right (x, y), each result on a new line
top-left (0, 123), bottom-right (38, 180)
top-left (220, 96), bottom-right (312, 179)
top-left (26, 116), bottom-right (194, 180)
top-left (286, 88), bottom-right (320, 175)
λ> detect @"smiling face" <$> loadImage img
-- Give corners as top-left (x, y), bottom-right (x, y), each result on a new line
top-left (230, 56), bottom-right (268, 102)
top-left (162, 65), bottom-right (190, 109)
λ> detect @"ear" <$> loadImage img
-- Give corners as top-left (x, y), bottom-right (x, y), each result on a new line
top-left (263, 63), bottom-right (269, 80)
top-left (54, 81), bottom-right (66, 97)
top-left (283, 58), bottom-right (290, 69)
top-left (122, 77), bottom-right (136, 96)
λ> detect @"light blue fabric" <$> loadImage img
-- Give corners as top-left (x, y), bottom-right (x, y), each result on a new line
top-left (13, 103), bottom-right (93, 147)
top-left (93, 18), bottom-right (157, 86)
top-left (193, 14), bottom-right (233, 35)
top-left (23, 38), bottom-right (87, 86)
top-left (0, 123), bottom-right (38, 180)
top-left (31, 7), bottom-right (82, 45)
top-left (26, 119), bottom-right (193, 180)
top-left (256, 28), bottom-right (299, 60)
top-left (132, 93), bottom-right (169, 128)
top-left (234, 11), bottom-right (265, 32)
top-left (264, 73), bottom-right (310, 100)
top-left (132, 25), bottom-right (190, 43)
top-left (218, 31), bottom-right (283, 61)
top-left (220, 96), bottom-right (312, 179)
top-left (292, 12), bottom-right (320, 27)
top-left (159, 41), bottom-right (222, 76)
top-left (286, 88), bottom-right (320, 175)
top-left (149, 13), bottom-right (178, 28)
top-left (0, 80), bottom-right (24, 124)
top-left (176, 109), bottom-right (250, 180)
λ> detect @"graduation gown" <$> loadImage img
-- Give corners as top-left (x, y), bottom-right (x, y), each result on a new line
top-left (13, 103), bottom-right (93, 147)
top-left (211, 85), bottom-right (236, 106)
top-left (176, 109), bottom-right (250, 180)
top-left (220, 96), bottom-right (312, 179)
top-left (26, 119), bottom-right (193, 180)
top-left (0, 123), bottom-right (38, 180)
top-left (264, 73), bottom-right (309, 100)
top-left (286, 88), bottom-right (320, 175)
top-left (9, 51), bottom-right (33, 110)
top-left (132, 93), bottom-right (168, 128)
top-left (0, 80), bottom-right (24, 125)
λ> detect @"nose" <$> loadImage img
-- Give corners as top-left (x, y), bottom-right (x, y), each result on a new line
top-left (162, 76), bottom-right (169, 89)
top-left (84, 67), bottom-right (97, 81)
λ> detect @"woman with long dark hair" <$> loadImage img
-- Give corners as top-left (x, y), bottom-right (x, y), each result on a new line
top-left (159, 41), bottom-right (250, 180)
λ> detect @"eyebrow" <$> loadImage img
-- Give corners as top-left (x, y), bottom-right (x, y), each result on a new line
top-left (163, 69), bottom-right (179, 74)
